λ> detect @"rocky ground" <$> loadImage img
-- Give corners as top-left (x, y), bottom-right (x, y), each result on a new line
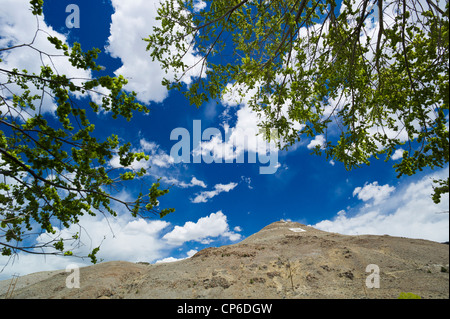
top-left (1, 221), bottom-right (448, 299)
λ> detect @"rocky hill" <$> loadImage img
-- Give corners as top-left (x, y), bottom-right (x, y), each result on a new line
top-left (1, 221), bottom-right (448, 299)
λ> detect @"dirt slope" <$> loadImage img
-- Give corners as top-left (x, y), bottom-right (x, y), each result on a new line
top-left (1, 221), bottom-right (448, 299)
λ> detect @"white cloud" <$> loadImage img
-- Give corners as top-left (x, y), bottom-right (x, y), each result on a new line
top-left (152, 153), bottom-right (175, 168)
top-left (139, 138), bottom-right (175, 168)
top-left (189, 83), bottom-right (282, 169)
top-left (109, 154), bottom-right (147, 171)
top-left (353, 181), bottom-right (396, 206)
top-left (109, 138), bottom-right (175, 171)
top-left (215, 183), bottom-right (238, 192)
top-left (162, 211), bottom-right (241, 246)
top-left (109, 137), bottom-right (210, 192)
top-left (0, 209), bottom-right (242, 280)
top-left (0, 155), bottom-right (28, 210)
top-left (182, 177), bottom-right (207, 188)
top-left (307, 135), bottom-right (326, 150)
top-left (198, 106), bottom-right (276, 162)
top-left (0, 213), bottom-right (172, 280)
top-left (313, 168), bottom-right (449, 243)
top-left (193, 0), bottom-right (207, 12)
top-left (37, 214), bottom-right (171, 262)
top-left (154, 249), bottom-right (197, 264)
top-left (139, 139), bottom-right (158, 153)
top-left (191, 182), bottom-right (238, 203)
top-left (106, 0), bottom-right (205, 104)
top-left (391, 148), bottom-right (405, 160)
top-left (160, 176), bottom-right (207, 189)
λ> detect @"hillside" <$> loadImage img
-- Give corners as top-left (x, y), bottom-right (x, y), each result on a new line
top-left (1, 221), bottom-right (448, 299)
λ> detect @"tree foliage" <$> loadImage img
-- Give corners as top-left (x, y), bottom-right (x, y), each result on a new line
top-left (145, 0), bottom-right (449, 200)
top-left (0, 1), bottom-right (174, 261)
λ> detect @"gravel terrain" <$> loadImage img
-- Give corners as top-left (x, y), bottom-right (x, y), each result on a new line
top-left (1, 221), bottom-right (448, 299)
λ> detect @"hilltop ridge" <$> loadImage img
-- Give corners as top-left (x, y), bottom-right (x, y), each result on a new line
top-left (1, 221), bottom-right (448, 299)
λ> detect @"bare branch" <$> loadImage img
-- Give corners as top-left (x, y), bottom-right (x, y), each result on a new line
top-left (375, 0), bottom-right (385, 76)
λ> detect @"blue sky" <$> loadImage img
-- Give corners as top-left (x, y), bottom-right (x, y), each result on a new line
top-left (0, 0), bottom-right (448, 280)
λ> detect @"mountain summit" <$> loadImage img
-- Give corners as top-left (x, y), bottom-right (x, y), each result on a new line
top-left (1, 221), bottom-right (448, 298)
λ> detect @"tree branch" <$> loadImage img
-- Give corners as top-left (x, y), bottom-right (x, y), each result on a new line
top-left (192, 0), bottom-right (250, 31)
top-left (0, 146), bottom-right (132, 210)
top-left (375, 0), bottom-right (384, 76)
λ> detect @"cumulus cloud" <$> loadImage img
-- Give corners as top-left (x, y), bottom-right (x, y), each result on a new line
top-left (0, 213), bottom-right (171, 280)
top-left (160, 176), bottom-right (207, 189)
top-left (352, 181), bottom-right (396, 206)
top-left (180, 177), bottom-right (207, 188)
top-left (109, 138), bottom-right (209, 195)
top-left (189, 83), bottom-right (283, 171)
top-left (0, 209), bottom-right (242, 280)
top-left (155, 249), bottom-right (198, 264)
top-left (391, 148), bottom-right (405, 161)
top-left (37, 213), bottom-right (171, 261)
top-left (162, 211), bottom-right (241, 246)
top-left (190, 182), bottom-right (238, 203)
top-left (139, 138), bottom-right (175, 168)
top-left (193, 0), bottom-right (207, 12)
top-left (109, 138), bottom-right (175, 171)
top-left (196, 107), bottom-right (279, 162)
top-left (307, 135), bottom-right (326, 150)
top-left (313, 168), bottom-right (449, 243)
top-left (106, 0), bottom-right (205, 104)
